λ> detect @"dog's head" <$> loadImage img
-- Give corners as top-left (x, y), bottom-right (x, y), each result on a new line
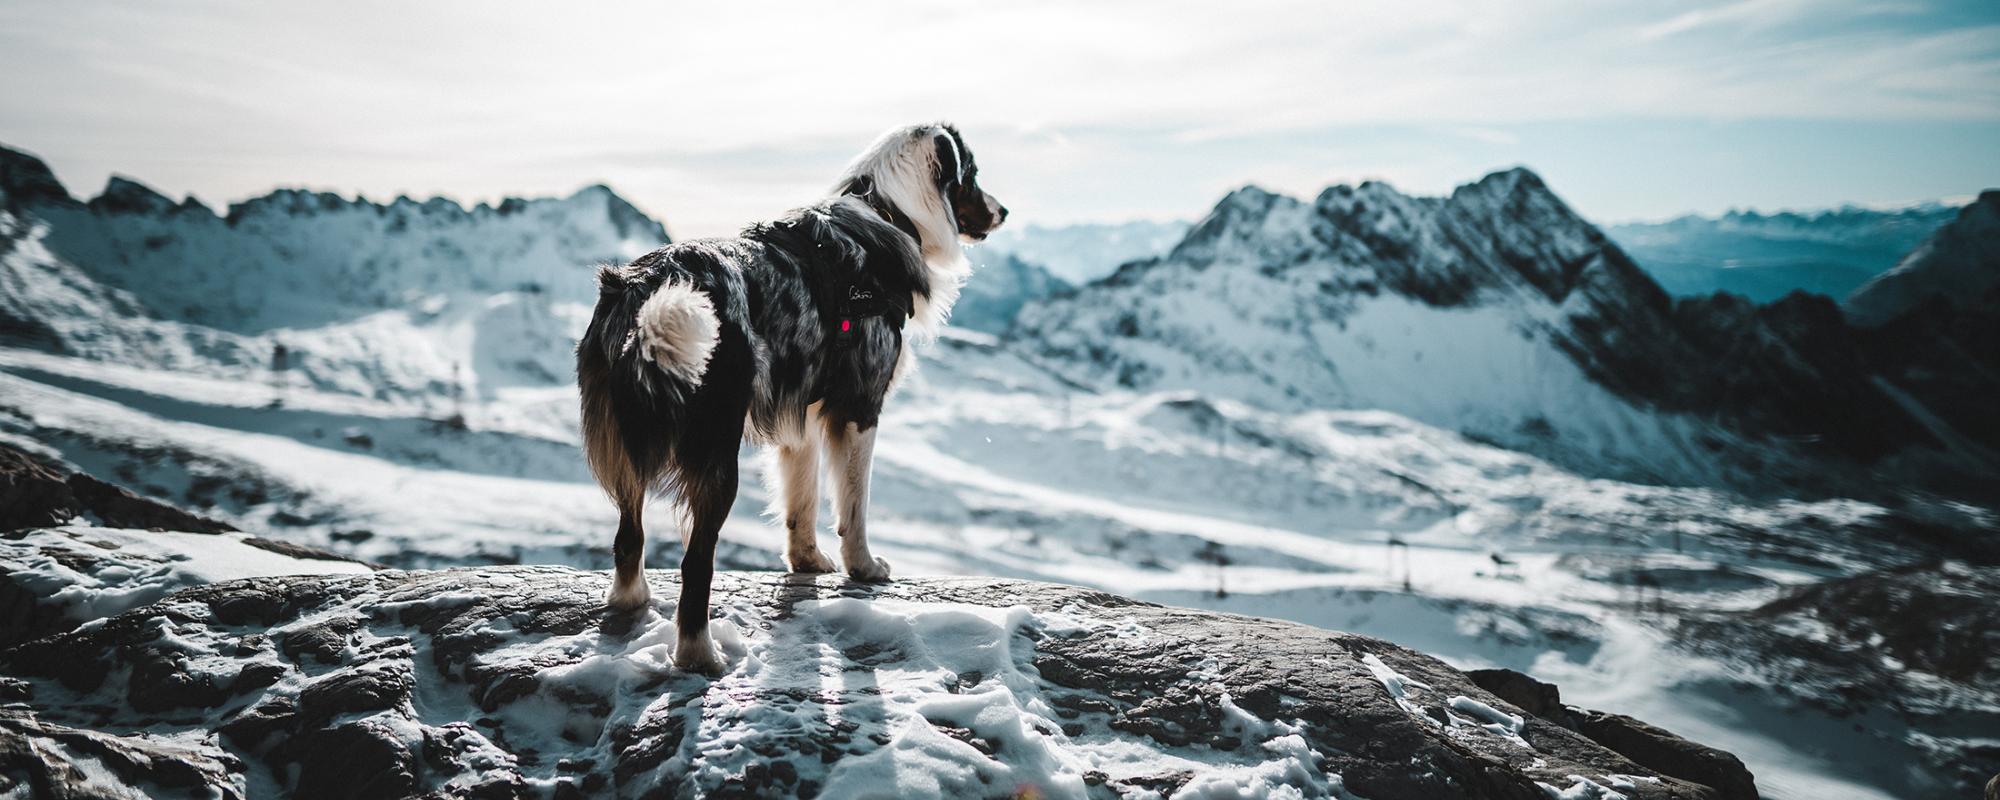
top-left (834, 122), bottom-right (1007, 268)
top-left (929, 125), bottom-right (1007, 243)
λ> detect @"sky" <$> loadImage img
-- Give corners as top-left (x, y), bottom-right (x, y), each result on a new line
top-left (2, 0), bottom-right (1997, 238)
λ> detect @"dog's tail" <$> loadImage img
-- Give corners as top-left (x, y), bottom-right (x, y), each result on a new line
top-left (633, 279), bottom-right (720, 385)
top-left (577, 266), bottom-right (720, 511)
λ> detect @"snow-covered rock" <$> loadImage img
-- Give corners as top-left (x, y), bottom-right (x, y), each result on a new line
top-left (1, 564), bottom-right (1749, 799)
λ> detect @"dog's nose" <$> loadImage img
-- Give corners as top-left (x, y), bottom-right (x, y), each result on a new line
top-left (997, 204), bottom-right (1009, 223)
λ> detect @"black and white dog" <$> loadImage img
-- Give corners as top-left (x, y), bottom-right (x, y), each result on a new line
top-left (575, 122), bottom-right (1006, 674)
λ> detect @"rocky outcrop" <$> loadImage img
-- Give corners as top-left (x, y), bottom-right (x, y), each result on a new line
top-left (1, 566), bottom-right (1752, 799)
top-left (1469, 669), bottom-right (1756, 800)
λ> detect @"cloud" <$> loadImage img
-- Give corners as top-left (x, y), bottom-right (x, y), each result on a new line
top-left (2, 0), bottom-right (1994, 234)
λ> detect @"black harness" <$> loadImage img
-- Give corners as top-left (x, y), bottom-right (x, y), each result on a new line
top-left (829, 176), bottom-right (916, 349)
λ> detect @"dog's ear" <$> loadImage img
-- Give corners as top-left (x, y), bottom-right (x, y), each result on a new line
top-left (932, 133), bottom-right (961, 190)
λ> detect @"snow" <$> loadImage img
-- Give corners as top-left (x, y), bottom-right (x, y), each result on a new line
top-left (1538, 775), bottom-right (1628, 800)
top-left (1447, 695), bottom-right (1529, 747)
top-left (0, 527), bottom-right (371, 623)
top-left (392, 591), bottom-right (1346, 799)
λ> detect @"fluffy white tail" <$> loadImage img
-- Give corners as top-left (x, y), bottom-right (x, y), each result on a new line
top-left (634, 280), bottom-right (720, 385)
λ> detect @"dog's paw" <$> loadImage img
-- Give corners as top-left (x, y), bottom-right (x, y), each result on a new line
top-left (845, 555), bottom-right (892, 583)
top-left (785, 548), bottom-right (838, 574)
top-left (674, 628), bottom-right (725, 677)
top-left (605, 577), bottom-right (651, 611)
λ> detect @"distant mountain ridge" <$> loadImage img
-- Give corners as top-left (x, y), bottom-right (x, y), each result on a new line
top-left (977, 219), bottom-right (1189, 284)
top-left (952, 250), bottom-right (1071, 334)
top-left (0, 145), bottom-right (665, 334)
top-left (1607, 204), bottom-right (1956, 303)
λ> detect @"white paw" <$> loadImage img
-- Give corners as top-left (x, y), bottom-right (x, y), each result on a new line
top-left (673, 627), bottom-right (724, 676)
top-left (605, 575), bottom-right (651, 611)
top-left (785, 548), bottom-right (838, 574)
top-left (845, 554), bottom-right (892, 583)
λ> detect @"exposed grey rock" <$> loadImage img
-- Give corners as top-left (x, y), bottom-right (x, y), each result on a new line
top-left (0, 710), bottom-right (246, 800)
top-left (1468, 668), bottom-right (1568, 723)
top-left (1568, 710), bottom-right (1756, 800)
top-left (1465, 668), bottom-right (1757, 799)
top-left (1, 566), bottom-right (1749, 799)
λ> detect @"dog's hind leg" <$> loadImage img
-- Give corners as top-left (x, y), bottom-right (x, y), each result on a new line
top-left (606, 501), bottom-right (651, 610)
top-left (672, 461), bottom-right (735, 676)
top-left (773, 439), bottom-right (837, 574)
top-left (825, 421), bottom-right (891, 582)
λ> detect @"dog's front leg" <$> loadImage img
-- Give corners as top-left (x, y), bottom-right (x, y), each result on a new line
top-left (825, 422), bottom-right (891, 582)
top-left (773, 441), bottom-right (837, 573)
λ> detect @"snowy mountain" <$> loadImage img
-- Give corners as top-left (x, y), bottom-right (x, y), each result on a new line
top-left (0, 144), bottom-right (663, 405)
top-left (977, 219), bottom-right (1190, 284)
top-left (1607, 205), bottom-right (1956, 304)
top-left (1016, 170), bottom-right (1999, 497)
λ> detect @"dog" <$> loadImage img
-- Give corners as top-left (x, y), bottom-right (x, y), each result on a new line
top-left (575, 122), bottom-right (1006, 674)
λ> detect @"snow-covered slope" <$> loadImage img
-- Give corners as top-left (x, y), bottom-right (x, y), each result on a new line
top-left (1607, 205), bottom-right (1954, 303)
top-left (977, 219), bottom-right (1190, 284)
top-left (1843, 191), bottom-right (2000, 328)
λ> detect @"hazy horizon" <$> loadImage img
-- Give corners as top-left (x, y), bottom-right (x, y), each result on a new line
top-left (5, 0), bottom-right (1997, 238)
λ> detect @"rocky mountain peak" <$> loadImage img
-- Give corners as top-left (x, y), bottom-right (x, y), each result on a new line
top-left (86, 176), bottom-right (178, 216)
top-left (0, 145), bottom-right (79, 210)
top-left (1166, 184), bottom-right (1318, 269)
top-left (574, 182), bottom-right (672, 244)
